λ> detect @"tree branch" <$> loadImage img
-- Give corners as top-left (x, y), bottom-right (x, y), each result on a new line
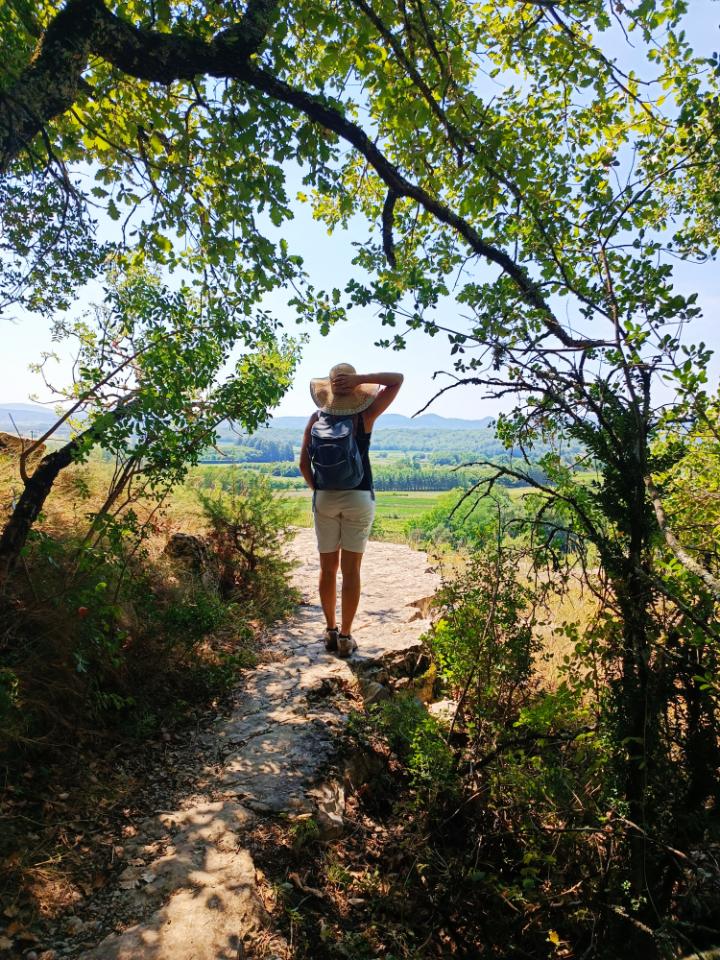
top-left (647, 478), bottom-right (720, 602)
top-left (0, 0), bottom-right (608, 353)
top-left (381, 188), bottom-right (399, 268)
top-left (0, 0), bottom-right (277, 171)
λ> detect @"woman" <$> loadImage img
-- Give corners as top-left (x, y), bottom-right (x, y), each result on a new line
top-left (299, 363), bottom-right (404, 656)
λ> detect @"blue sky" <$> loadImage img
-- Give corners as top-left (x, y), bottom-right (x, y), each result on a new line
top-left (3, 1), bottom-right (720, 420)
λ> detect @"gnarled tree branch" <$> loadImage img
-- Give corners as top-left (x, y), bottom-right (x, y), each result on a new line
top-left (0, 0), bottom-right (277, 170)
top-left (0, 0), bottom-right (607, 352)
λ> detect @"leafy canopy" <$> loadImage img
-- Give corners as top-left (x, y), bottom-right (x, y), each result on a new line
top-left (3, 0), bottom-right (719, 349)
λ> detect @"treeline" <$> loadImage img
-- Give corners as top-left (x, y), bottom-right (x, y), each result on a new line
top-left (212, 424), bottom-right (585, 460)
top-left (199, 436), bottom-right (294, 463)
top-left (188, 461), bottom-right (549, 492)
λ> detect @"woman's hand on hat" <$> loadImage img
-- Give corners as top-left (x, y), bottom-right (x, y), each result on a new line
top-left (330, 372), bottom-right (360, 393)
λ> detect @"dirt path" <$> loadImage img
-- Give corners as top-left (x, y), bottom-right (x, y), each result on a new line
top-left (72, 529), bottom-right (439, 960)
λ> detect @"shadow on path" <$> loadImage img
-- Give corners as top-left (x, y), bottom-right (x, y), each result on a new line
top-left (78, 529), bottom-right (439, 960)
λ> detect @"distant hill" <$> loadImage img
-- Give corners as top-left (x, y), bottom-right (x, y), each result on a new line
top-left (0, 403), bottom-right (69, 438)
top-left (264, 413), bottom-right (494, 431)
top-left (0, 402), bottom-right (583, 465)
top-left (0, 403), bottom-right (494, 439)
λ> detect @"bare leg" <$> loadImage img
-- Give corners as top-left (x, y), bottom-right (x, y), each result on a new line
top-left (319, 550), bottom-right (340, 629)
top-left (340, 549), bottom-right (364, 635)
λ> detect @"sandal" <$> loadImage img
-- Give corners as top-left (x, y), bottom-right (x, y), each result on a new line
top-left (337, 633), bottom-right (358, 658)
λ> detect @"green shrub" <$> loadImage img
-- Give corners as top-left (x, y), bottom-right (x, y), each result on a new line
top-left (369, 514), bottom-right (389, 541)
top-left (198, 470), bottom-right (299, 622)
top-left (427, 546), bottom-right (539, 740)
top-left (404, 488), bottom-right (511, 549)
top-left (161, 590), bottom-right (228, 644)
top-left (376, 694), bottom-right (457, 806)
top-left (1, 472), bottom-right (301, 761)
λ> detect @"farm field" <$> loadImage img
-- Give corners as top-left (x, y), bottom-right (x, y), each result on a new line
top-left (283, 489), bottom-right (449, 540)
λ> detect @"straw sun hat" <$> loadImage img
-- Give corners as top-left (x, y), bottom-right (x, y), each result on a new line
top-left (310, 363), bottom-right (380, 416)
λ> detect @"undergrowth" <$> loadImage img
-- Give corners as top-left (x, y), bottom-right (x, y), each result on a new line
top-left (256, 542), bottom-right (720, 960)
top-left (0, 463), bottom-right (298, 928)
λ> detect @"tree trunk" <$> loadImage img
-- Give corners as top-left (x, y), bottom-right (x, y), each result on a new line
top-left (617, 574), bottom-right (653, 896)
top-left (612, 464), bottom-right (657, 900)
top-left (0, 438), bottom-right (85, 583)
top-left (0, 401), bottom-right (138, 585)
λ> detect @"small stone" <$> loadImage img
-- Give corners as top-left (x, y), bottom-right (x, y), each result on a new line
top-left (65, 916), bottom-right (84, 936)
top-left (428, 699), bottom-right (458, 727)
top-left (309, 781), bottom-right (345, 840)
top-left (360, 679), bottom-right (391, 705)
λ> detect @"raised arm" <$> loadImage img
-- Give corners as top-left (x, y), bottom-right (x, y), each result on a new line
top-left (299, 412), bottom-right (319, 488)
top-left (330, 371), bottom-right (404, 431)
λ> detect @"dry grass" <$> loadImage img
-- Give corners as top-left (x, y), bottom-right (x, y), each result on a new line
top-left (0, 456), bottom-right (216, 565)
top-left (531, 575), bottom-right (599, 686)
top-left (1, 456), bottom-right (599, 696)
top-left (426, 543), bottom-right (600, 690)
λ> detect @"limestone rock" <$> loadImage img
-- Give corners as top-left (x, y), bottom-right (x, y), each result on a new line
top-left (359, 678), bottom-right (392, 706)
top-left (162, 533), bottom-right (218, 587)
top-left (307, 780), bottom-right (345, 840)
top-left (79, 801), bottom-right (263, 960)
top-left (71, 528), bottom-right (440, 960)
top-left (428, 699), bottom-right (458, 727)
top-left (344, 748), bottom-right (387, 792)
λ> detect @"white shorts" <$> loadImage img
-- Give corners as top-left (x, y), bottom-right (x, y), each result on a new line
top-left (313, 489), bottom-right (376, 554)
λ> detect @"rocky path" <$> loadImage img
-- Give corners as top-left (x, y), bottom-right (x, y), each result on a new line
top-left (76, 529), bottom-right (440, 960)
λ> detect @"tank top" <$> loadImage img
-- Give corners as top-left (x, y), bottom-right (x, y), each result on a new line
top-left (354, 413), bottom-right (373, 492)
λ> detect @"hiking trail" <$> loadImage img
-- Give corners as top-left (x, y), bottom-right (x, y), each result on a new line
top-left (74, 528), bottom-right (440, 960)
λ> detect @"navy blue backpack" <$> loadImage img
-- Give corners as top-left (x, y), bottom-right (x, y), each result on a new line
top-left (309, 412), bottom-right (364, 490)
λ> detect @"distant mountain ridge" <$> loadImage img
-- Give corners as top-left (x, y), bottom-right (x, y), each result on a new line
top-left (261, 413), bottom-right (494, 431)
top-left (0, 403), bottom-right (494, 437)
top-left (0, 403), bottom-right (66, 438)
